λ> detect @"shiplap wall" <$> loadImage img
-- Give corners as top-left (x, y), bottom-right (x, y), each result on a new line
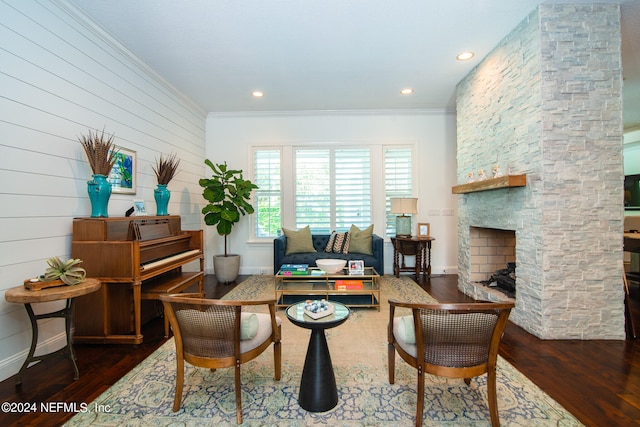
top-left (0, 0), bottom-right (206, 381)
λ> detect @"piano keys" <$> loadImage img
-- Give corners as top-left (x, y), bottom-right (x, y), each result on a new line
top-left (141, 249), bottom-right (202, 271)
top-left (71, 216), bottom-right (204, 344)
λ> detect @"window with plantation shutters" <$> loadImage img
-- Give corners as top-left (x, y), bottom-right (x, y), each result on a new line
top-left (295, 149), bottom-right (331, 231)
top-left (384, 147), bottom-right (414, 236)
top-left (253, 149), bottom-right (281, 238)
top-left (335, 149), bottom-right (371, 230)
top-left (295, 148), bottom-right (371, 233)
top-left (251, 144), bottom-right (413, 239)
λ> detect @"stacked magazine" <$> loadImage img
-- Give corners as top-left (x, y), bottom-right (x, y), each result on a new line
top-left (280, 264), bottom-right (309, 275)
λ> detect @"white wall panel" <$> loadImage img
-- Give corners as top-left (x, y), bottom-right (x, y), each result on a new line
top-left (0, 0), bottom-right (206, 382)
top-left (206, 111), bottom-right (458, 276)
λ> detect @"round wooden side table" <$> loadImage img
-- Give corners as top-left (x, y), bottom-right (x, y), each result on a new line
top-left (4, 278), bottom-right (101, 386)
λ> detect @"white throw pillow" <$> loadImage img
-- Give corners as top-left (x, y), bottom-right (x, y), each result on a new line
top-left (240, 312), bottom-right (259, 340)
top-left (397, 315), bottom-right (416, 344)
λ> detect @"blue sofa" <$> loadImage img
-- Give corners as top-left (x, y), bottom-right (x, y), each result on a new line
top-left (273, 234), bottom-right (384, 275)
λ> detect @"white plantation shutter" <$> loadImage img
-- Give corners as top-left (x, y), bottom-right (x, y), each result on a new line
top-left (295, 149), bottom-right (331, 232)
top-left (385, 147), bottom-right (413, 235)
top-left (335, 149), bottom-right (371, 230)
top-left (253, 149), bottom-right (281, 237)
top-left (252, 144), bottom-right (414, 239)
top-left (295, 148), bottom-right (371, 232)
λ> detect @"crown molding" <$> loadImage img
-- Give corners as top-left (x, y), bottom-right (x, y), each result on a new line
top-left (207, 108), bottom-right (455, 119)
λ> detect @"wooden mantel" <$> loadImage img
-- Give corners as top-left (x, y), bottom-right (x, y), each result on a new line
top-left (451, 174), bottom-right (527, 194)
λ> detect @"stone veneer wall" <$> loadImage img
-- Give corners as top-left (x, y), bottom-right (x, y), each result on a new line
top-left (456, 4), bottom-right (625, 339)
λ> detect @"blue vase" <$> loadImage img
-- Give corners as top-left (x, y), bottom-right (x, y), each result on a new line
top-left (154, 184), bottom-right (170, 216)
top-left (87, 174), bottom-right (111, 217)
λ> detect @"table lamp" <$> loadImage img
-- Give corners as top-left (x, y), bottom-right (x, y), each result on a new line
top-left (390, 197), bottom-right (418, 237)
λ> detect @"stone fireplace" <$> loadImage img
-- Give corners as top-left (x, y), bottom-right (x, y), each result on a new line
top-left (455, 4), bottom-right (625, 339)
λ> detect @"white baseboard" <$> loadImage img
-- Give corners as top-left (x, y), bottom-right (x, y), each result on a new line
top-left (0, 332), bottom-right (68, 383)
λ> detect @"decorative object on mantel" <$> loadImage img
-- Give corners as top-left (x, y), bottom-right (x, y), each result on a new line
top-left (466, 171), bottom-right (475, 183)
top-left (390, 197), bottom-right (418, 238)
top-left (79, 128), bottom-right (118, 218)
top-left (492, 165), bottom-right (504, 178)
top-left (199, 160), bottom-right (258, 283)
top-left (152, 153), bottom-right (180, 216)
top-left (24, 256), bottom-right (87, 290)
top-left (477, 169), bottom-right (487, 181)
top-left (452, 174), bottom-right (527, 194)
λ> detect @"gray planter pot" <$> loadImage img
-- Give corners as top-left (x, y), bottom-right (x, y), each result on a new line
top-left (213, 254), bottom-right (240, 284)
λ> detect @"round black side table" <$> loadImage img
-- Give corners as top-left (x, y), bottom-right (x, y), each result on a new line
top-left (285, 301), bottom-right (350, 412)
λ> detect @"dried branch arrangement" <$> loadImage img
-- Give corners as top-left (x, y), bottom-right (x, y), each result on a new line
top-left (153, 153), bottom-right (180, 185)
top-left (78, 128), bottom-right (118, 175)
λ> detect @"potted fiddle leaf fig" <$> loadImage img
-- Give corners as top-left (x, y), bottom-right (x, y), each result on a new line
top-left (199, 160), bottom-right (258, 283)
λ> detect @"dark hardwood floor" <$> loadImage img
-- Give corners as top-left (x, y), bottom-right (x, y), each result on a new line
top-left (1, 274), bottom-right (639, 426)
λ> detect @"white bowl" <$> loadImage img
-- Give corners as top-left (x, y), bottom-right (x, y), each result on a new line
top-left (316, 259), bottom-right (347, 274)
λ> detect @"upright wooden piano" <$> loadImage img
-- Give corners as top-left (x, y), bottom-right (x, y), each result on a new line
top-left (72, 216), bottom-right (204, 344)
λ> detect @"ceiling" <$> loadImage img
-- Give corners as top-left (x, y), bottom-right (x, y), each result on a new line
top-left (68, 0), bottom-right (639, 130)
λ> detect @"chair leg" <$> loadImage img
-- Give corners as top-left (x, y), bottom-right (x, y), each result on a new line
top-left (416, 365), bottom-right (425, 427)
top-left (487, 368), bottom-right (500, 427)
top-left (464, 377), bottom-right (471, 386)
top-left (164, 315), bottom-right (170, 338)
top-left (274, 340), bottom-right (282, 381)
top-left (388, 343), bottom-right (396, 384)
top-left (235, 361), bottom-right (242, 424)
top-left (173, 355), bottom-right (184, 412)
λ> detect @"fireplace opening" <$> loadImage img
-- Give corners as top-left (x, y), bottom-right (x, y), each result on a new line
top-left (479, 262), bottom-right (516, 298)
top-left (469, 227), bottom-right (516, 302)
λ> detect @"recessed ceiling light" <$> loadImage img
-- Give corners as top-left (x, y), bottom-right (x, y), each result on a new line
top-left (400, 88), bottom-right (414, 95)
top-left (252, 91), bottom-right (264, 97)
top-left (456, 52), bottom-right (475, 61)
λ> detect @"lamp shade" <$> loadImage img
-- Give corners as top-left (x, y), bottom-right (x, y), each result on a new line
top-left (390, 198), bottom-right (418, 214)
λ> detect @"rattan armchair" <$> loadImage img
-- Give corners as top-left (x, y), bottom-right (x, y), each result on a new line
top-left (388, 300), bottom-right (514, 427)
top-left (160, 293), bottom-right (282, 424)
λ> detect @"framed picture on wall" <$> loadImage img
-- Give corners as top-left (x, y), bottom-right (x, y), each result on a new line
top-left (109, 146), bottom-right (136, 194)
top-left (418, 223), bottom-right (430, 238)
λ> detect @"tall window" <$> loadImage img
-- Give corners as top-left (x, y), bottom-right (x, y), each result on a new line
top-left (252, 145), bottom-right (412, 239)
top-left (253, 149), bottom-right (281, 237)
top-left (335, 149), bottom-right (371, 229)
top-left (384, 147), bottom-right (414, 236)
top-left (295, 149), bottom-right (331, 231)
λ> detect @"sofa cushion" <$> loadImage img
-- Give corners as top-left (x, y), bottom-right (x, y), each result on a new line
top-left (349, 224), bottom-right (374, 255)
top-left (325, 231), bottom-right (350, 254)
top-left (282, 226), bottom-right (316, 255)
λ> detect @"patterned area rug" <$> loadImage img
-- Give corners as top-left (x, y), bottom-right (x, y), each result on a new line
top-left (65, 275), bottom-right (582, 426)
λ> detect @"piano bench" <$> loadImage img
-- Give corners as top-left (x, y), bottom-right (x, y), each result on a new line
top-left (141, 271), bottom-right (205, 337)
